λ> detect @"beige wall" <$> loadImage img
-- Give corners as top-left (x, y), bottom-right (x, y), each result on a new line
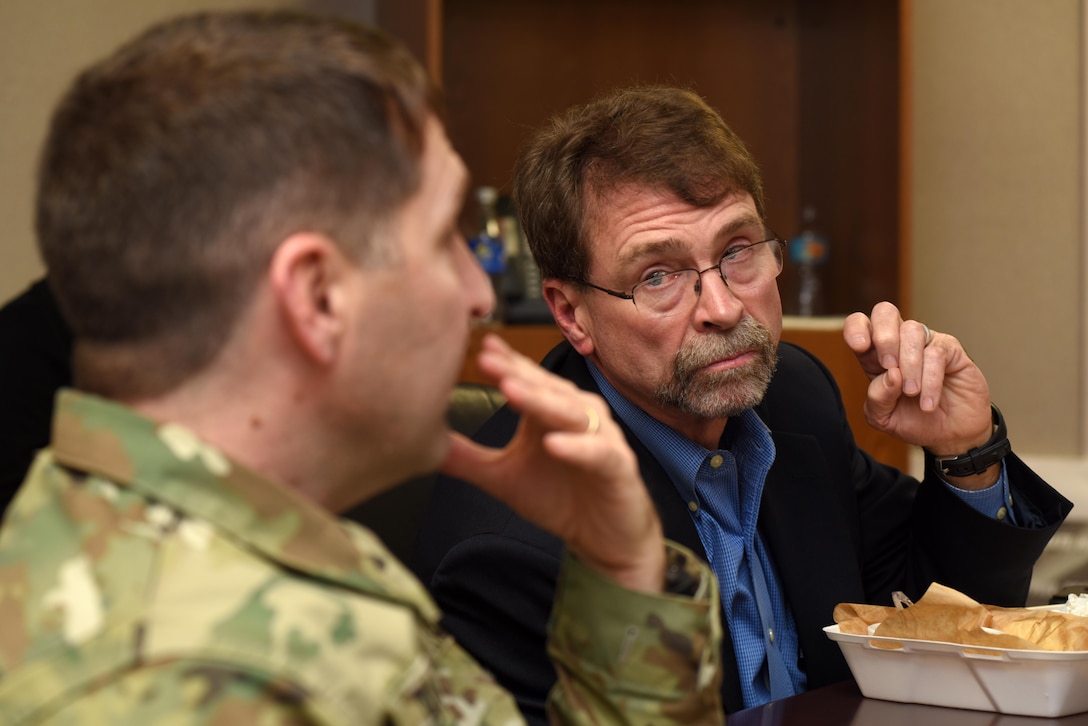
top-left (911, 0), bottom-right (1086, 458)
top-left (0, 1), bottom-right (291, 301)
top-left (0, 0), bottom-right (375, 302)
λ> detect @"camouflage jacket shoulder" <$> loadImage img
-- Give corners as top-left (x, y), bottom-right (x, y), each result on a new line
top-left (0, 391), bottom-right (520, 724)
top-left (0, 390), bottom-right (724, 724)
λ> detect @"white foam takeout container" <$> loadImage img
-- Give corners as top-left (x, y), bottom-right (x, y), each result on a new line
top-left (823, 619), bottom-right (1088, 717)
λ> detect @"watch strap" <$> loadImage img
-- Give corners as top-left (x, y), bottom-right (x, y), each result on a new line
top-left (929, 403), bottom-right (1011, 477)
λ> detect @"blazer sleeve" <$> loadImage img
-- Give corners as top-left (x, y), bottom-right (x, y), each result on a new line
top-left (414, 403), bottom-right (565, 726)
top-left (427, 520), bottom-right (562, 726)
top-left (910, 454), bottom-right (1071, 605)
top-left (765, 343), bottom-right (1072, 610)
top-left (0, 278), bottom-right (73, 516)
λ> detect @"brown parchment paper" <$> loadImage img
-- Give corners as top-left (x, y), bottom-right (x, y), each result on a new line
top-left (834, 583), bottom-right (1088, 651)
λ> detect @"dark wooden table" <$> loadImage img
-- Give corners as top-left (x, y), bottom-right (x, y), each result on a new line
top-left (728, 680), bottom-right (1088, 726)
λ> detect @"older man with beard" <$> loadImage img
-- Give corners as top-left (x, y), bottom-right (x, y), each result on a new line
top-left (411, 86), bottom-right (1070, 722)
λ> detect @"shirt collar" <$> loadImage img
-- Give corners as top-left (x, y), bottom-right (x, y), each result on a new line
top-left (585, 358), bottom-right (776, 502)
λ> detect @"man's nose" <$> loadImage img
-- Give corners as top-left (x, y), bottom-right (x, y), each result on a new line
top-left (692, 265), bottom-right (744, 327)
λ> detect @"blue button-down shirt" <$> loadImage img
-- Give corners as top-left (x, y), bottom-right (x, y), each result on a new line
top-left (587, 361), bottom-right (804, 705)
top-left (585, 357), bottom-right (1014, 708)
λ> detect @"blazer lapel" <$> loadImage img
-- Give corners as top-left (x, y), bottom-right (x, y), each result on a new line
top-left (759, 430), bottom-right (861, 688)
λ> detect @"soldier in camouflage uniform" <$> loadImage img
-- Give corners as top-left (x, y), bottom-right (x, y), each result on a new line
top-left (0, 11), bottom-right (724, 725)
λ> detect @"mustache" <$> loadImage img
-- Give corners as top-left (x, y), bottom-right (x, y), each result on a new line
top-left (673, 316), bottom-right (775, 380)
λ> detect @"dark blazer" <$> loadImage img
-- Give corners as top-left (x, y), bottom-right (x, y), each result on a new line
top-left (413, 340), bottom-right (1071, 722)
top-left (0, 278), bottom-right (72, 516)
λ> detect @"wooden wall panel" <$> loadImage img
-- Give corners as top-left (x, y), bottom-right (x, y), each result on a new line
top-left (793, 0), bottom-right (901, 316)
top-left (440, 0), bottom-right (800, 230)
top-left (376, 0), bottom-right (901, 316)
top-left (435, 0), bottom-right (899, 317)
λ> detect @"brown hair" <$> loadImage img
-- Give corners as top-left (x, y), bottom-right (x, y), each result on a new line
top-left (36, 10), bottom-right (438, 397)
top-left (513, 86), bottom-right (765, 283)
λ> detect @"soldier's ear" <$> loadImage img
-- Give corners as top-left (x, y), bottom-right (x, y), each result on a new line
top-left (269, 233), bottom-right (350, 366)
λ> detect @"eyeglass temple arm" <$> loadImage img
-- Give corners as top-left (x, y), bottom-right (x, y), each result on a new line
top-left (577, 280), bottom-right (634, 301)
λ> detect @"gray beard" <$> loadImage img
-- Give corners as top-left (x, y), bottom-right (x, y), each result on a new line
top-left (654, 316), bottom-right (778, 419)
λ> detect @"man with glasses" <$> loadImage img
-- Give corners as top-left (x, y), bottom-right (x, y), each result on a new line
top-left (413, 85), bottom-right (1070, 721)
top-left (0, 24), bottom-right (727, 723)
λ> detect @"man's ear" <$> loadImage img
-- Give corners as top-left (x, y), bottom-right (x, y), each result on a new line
top-left (269, 233), bottom-right (349, 365)
top-left (543, 279), bottom-right (595, 356)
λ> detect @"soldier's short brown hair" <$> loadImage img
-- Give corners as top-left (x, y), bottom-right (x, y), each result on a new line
top-left (36, 10), bottom-right (437, 397)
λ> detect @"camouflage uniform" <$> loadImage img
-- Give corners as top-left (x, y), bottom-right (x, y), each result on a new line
top-left (0, 391), bottom-right (722, 725)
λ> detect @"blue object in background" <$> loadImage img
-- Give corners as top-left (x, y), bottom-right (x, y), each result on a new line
top-left (789, 207), bottom-right (830, 316)
top-left (470, 186), bottom-right (506, 275)
top-left (470, 232), bottom-right (505, 274)
top-left (789, 229), bottom-right (830, 266)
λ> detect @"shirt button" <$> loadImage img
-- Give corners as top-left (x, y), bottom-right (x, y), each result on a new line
top-left (996, 506), bottom-right (1008, 520)
top-left (710, 455), bottom-right (724, 468)
top-left (769, 628), bottom-right (776, 643)
top-left (688, 501), bottom-right (699, 513)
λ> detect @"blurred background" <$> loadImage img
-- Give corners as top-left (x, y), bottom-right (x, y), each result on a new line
top-left (1, 0), bottom-right (1085, 601)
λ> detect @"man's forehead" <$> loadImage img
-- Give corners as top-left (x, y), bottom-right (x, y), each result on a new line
top-left (589, 181), bottom-right (753, 212)
top-left (588, 187), bottom-right (763, 267)
top-left (586, 183), bottom-right (758, 233)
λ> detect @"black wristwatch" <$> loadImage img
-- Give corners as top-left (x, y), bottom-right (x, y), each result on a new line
top-left (928, 403), bottom-right (1011, 477)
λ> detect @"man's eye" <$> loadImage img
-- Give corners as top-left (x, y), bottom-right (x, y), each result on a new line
top-left (723, 243), bottom-right (755, 262)
top-left (640, 270), bottom-right (686, 290)
top-left (642, 270), bottom-right (673, 288)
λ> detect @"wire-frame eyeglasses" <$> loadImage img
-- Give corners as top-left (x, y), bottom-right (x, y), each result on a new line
top-left (574, 237), bottom-right (786, 318)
